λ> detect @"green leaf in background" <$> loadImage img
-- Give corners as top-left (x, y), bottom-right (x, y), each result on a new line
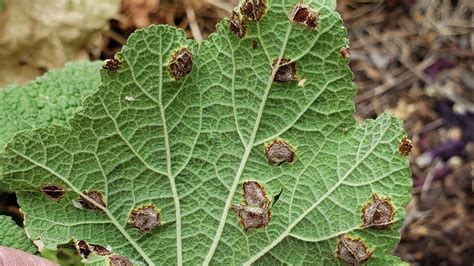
top-left (1, 0), bottom-right (412, 265)
top-left (0, 61), bottom-right (101, 192)
top-left (0, 215), bottom-right (37, 253)
top-left (0, 61), bottom-right (101, 147)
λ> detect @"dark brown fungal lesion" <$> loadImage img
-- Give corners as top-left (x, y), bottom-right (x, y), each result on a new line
top-left (252, 40), bottom-right (258, 49)
top-left (169, 48), bottom-right (194, 80)
top-left (231, 181), bottom-right (271, 230)
top-left (240, 0), bottom-right (267, 22)
top-left (265, 139), bottom-right (295, 165)
top-left (90, 244), bottom-right (112, 256)
top-left (336, 234), bottom-right (373, 265)
top-left (75, 240), bottom-right (91, 259)
top-left (228, 11), bottom-right (247, 38)
top-left (79, 190), bottom-right (106, 210)
top-left (108, 255), bottom-right (133, 266)
top-left (290, 3), bottom-right (320, 30)
top-left (102, 58), bottom-right (121, 71)
top-left (398, 137), bottom-right (412, 157)
top-left (130, 204), bottom-right (161, 233)
top-left (272, 58), bottom-right (297, 83)
top-left (340, 47), bottom-right (351, 60)
top-left (41, 184), bottom-right (65, 201)
top-left (361, 193), bottom-right (395, 230)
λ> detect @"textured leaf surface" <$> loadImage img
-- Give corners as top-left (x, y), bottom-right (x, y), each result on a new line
top-left (0, 61), bottom-right (101, 146)
top-left (1, 0), bottom-right (411, 265)
top-left (0, 215), bottom-right (37, 253)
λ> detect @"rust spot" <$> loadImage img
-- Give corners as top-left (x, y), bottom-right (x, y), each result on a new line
top-left (361, 193), bottom-right (395, 229)
top-left (336, 235), bottom-right (373, 265)
top-left (91, 244), bottom-right (112, 256)
top-left (232, 181), bottom-right (271, 230)
top-left (102, 59), bottom-right (121, 71)
top-left (169, 48), bottom-right (193, 81)
top-left (41, 184), bottom-right (65, 201)
top-left (231, 205), bottom-right (271, 230)
top-left (265, 139), bottom-right (295, 165)
top-left (340, 47), bottom-right (351, 60)
top-left (240, 0), bottom-right (266, 22)
top-left (79, 191), bottom-right (106, 210)
top-left (130, 205), bottom-right (161, 233)
top-left (399, 137), bottom-right (412, 157)
top-left (228, 11), bottom-right (247, 38)
top-left (75, 240), bottom-right (91, 259)
top-left (243, 181), bottom-right (268, 207)
top-left (290, 4), bottom-right (319, 29)
top-left (272, 58), bottom-right (297, 83)
top-left (108, 255), bottom-right (133, 266)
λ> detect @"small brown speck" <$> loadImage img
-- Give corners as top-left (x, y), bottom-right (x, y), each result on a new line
top-left (361, 193), bottom-right (395, 229)
top-left (265, 139), bottom-right (295, 165)
top-left (240, 0), bottom-right (267, 22)
top-left (41, 184), bottom-right (65, 201)
top-left (108, 255), bottom-right (133, 266)
top-left (336, 234), bottom-right (373, 265)
top-left (243, 181), bottom-right (268, 207)
top-left (290, 4), bottom-right (320, 30)
top-left (91, 244), bottom-right (112, 256)
top-left (102, 59), bottom-right (121, 71)
top-left (340, 47), bottom-right (351, 60)
top-left (231, 204), bottom-right (271, 230)
top-left (228, 11), bottom-right (247, 38)
top-left (130, 205), bottom-right (161, 233)
top-left (273, 58), bottom-right (297, 83)
top-left (169, 48), bottom-right (193, 81)
top-left (79, 191), bottom-right (106, 210)
top-left (75, 240), bottom-right (91, 259)
top-left (399, 137), bottom-right (412, 157)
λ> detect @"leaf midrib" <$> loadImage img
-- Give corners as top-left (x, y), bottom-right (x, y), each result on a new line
top-left (203, 23), bottom-right (294, 264)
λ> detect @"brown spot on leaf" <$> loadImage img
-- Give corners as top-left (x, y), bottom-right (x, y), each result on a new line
top-left (340, 47), bottom-right (351, 60)
top-left (169, 48), bottom-right (193, 80)
top-left (41, 184), bottom-right (65, 201)
top-left (252, 40), bottom-right (258, 49)
top-left (240, 0), bottom-right (266, 22)
top-left (232, 181), bottom-right (271, 230)
top-left (361, 193), bottom-right (395, 229)
top-left (290, 4), bottom-right (319, 29)
top-left (102, 59), bottom-right (121, 71)
top-left (336, 235), bottom-right (373, 265)
top-left (399, 137), bottom-right (412, 157)
top-left (243, 181), bottom-right (268, 207)
top-left (272, 58), bottom-right (297, 83)
top-left (91, 244), bottom-right (112, 256)
top-left (265, 139), bottom-right (295, 165)
top-left (75, 240), bottom-right (91, 259)
top-left (79, 191), bottom-right (106, 210)
top-left (108, 255), bottom-right (133, 266)
top-left (130, 205), bottom-right (161, 233)
top-left (228, 11), bottom-right (247, 38)
top-left (231, 204), bottom-right (271, 230)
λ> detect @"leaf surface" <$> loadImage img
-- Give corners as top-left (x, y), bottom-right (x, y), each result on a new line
top-left (1, 1), bottom-right (411, 265)
top-left (0, 215), bottom-right (37, 253)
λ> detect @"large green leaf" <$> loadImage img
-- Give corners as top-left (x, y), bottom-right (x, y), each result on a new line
top-left (1, 0), bottom-right (411, 265)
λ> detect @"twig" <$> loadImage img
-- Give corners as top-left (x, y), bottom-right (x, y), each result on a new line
top-left (185, 4), bottom-right (203, 42)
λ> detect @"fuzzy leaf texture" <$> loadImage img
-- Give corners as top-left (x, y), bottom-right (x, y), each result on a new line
top-left (0, 215), bottom-right (37, 253)
top-left (1, 0), bottom-right (412, 265)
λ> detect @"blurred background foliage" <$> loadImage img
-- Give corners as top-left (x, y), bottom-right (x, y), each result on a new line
top-left (0, 0), bottom-right (472, 265)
